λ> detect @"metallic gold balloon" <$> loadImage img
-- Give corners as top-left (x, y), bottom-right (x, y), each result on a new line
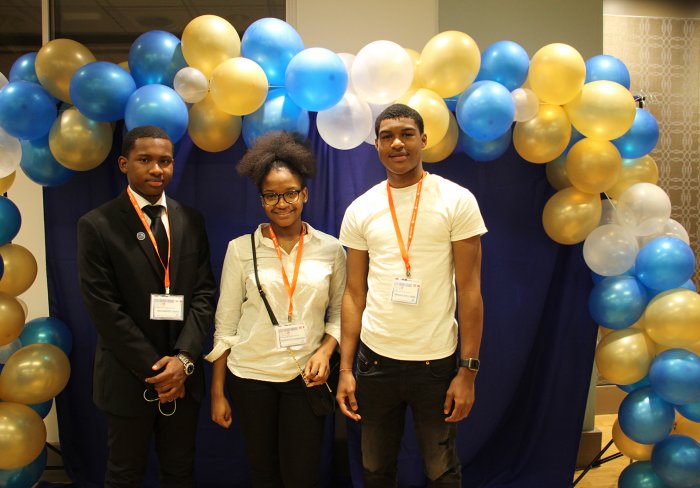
top-left (418, 31), bottom-right (480, 98)
top-left (117, 60), bottom-right (130, 72)
top-left (35, 38), bottom-right (96, 103)
top-left (565, 139), bottom-right (622, 194)
top-left (0, 172), bottom-right (16, 194)
top-left (397, 88), bottom-right (449, 149)
top-left (404, 48), bottom-right (423, 92)
top-left (181, 15), bottom-right (241, 79)
top-left (422, 111), bottom-right (458, 163)
top-left (643, 289), bottom-right (700, 347)
top-left (0, 402), bottom-right (46, 469)
top-left (545, 154), bottom-right (572, 190)
top-left (0, 292), bottom-right (25, 346)
top-left (48, 107), bottom-right (113, 171)
top-left (595, 328), bottom-right (655, 385)
top-left (209, 57), bottom-right (268, 116)
top-left (674, 414), bottom-right (700, 443)
top-left (0, 243), bottom-right (37, 297)
top-left (542, 187), bottom-right (601, 244)
top-left (513, 104), bottom-right (571, 164)
top-left (605, 155), bottom-right (659, 200)
top-left (528, 43), bottom-right (585, 105)
top-left (564, 81), bottom-right (636, 141)
top-left (0, 344), bottom-right (70, 404)
top-left (612, 418), bottom-right (653, 460)
top-left (188, 95), bottom-right (242, 152)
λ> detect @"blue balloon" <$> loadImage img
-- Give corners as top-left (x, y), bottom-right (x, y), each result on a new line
top-left (285, 48), bottom-right (347, 112)
top-left (475, 40), bottom-right (530, 91)
top-left (0, 81), bottom-right (57, 140)
top-left (589, 275), bottom-right (648, 330)
top-left (646, 279), bottom-right (696, 300)
top-left (28, 399), bottom-right (53, 419)
top-left (585, 54), bottom-right (631, 89)
top-left (128, 30), bottom-right (186, 87)
top-left (612, 108), bottom-right (659, 159)
top-left (0, 447), bottom-right (47, 488)
top-left (678, 398), bottom-right (700, 422)
top-left (619, 386), bottom-right (675, 444)
top-left (20, 135), bottom-right (75, 187)
top-left (125, 84), bottom-right (188, 143)
top-left (8, 52), bottom-right (39, 84)
top-left (242, 89), bottom-right (309, 147)
top-left (618, 461), bottom-right (670, 488)
top-left (563, 126), bottom-right (585, 156)
top-left (0, 197), bottom-right (21, 246)
top-left (19, 316), bottom-right (73, 356)
top-left (651, 435), bottom-right (700, 487)
top-left (636, 236), bottom-right (695, 291)
top-left (458, 126), bottom-right (511, 162)
top-left (444, 94), bottom-right (460, 112)
top-left (649, 349), bottom-right (700, 405)
top-left (241, 18), bottom-right (304, 87)
top-left (70, 62), bottom-right (136, 122)
top-left (618, 375), bottom-right (651, 393)
top-left (0, 340), bottom-right (20, 364)
top-left (456, 81), bottom-right (514, 141)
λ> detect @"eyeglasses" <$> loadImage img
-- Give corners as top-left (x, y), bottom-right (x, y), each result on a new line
top-left (143, 388), bottom-right (176, 416)
top-left (260, 189), bottom-right (303, 206)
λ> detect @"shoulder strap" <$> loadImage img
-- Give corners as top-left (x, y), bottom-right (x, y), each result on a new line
top-left (251, 232), bottom-right (279, 326)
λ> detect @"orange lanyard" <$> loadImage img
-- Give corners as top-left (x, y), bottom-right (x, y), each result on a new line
top-left (387, 172), bottom-right (426, 278)
top-left (267, 224), bottom-right (305, 322)
top-left (126, 187), bottom-right (171, 294)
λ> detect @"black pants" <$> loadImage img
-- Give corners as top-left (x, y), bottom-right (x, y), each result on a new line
top-left (228, 372), bottom-right (326, 488)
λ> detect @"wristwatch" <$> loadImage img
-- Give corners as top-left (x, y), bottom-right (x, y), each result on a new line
top-left (459, 358), bottom-right (480, 373)
top-left (177, 353), bottom-right (195, 376)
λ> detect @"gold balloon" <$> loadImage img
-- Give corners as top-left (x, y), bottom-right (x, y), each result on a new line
top-left (117, 60), bottom-right (130, 72)
top-left (513, 104), bottom-right (571, 164)
top-left (674, 414), bottom-right (700, 443)
top-left (564, 81), bottom-right (636, 141)
top-left (209, 57), bottom-right (268, 116)
top-left (605, 155), bottom-right (659, 200)
top-left (0, 172), bottom-right (16, 194)
top-left (643, 289), bottom-right (700, 347)
top-left (418, 31), bottom-right (480, 98)
top-left (0, 402), bottom-right (46, 469)
top-left (542, 187), bottom-right (601, 244)
top-left (528, 43), bottom-right (585, 105)
top-left (0, 344), bottom-right (70, 404)
top-left (188, 95), bottom-right (242, 152)
top-left (565, 139), bottom-right (622, 194)
top-left (181, 15), bottom-right (241, 79)
top-left (595, 328), bottom-right (655, 385)
top-left (0, 292), bottom-right (25, 346)
top-left (35, 38), bottom-right (96, 103)
top-left (405, 48), bottom-right (423, 92)
top-left (48, 107), bottom-right (113, 171)
top-left (397, 88), bottom-right (449, 149)
top-left (545, 154), bottom-right (572, 190)
top-left (0, 243), bottom-right (37, 296)
top-left (422, 111), bottom-right (458, 163)
top-left (612, 419), bottom-right (653, 460)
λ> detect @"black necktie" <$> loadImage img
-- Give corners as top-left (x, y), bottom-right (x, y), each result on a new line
top-left (142, 205), bottom-right (168, 263)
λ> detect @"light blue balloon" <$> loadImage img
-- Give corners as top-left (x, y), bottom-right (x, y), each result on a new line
top-left (585, 54), bottom-right (631, 89)
top-left (8, 52), bottom-right (39, 84)
top-left (649, 349), bottom-right (700, 405)
top-left (0, 81), bottom-right (57, 140)
top-left (241, 18), bottom-right (304, 87)
top-left (0, 197), bottom-right (21, 246)
top-left (618, 375), bottom-right (651, 393)
top-left (242, 89), bottom-right (309, 147)
top-left (612, 108), bottom-right (659, 159)
top-left (588, 275), bottom-right (648, 330)
top-left (444, 94), bottom-right (459, 112)
top-left (458, 126), bottom-right (511, 162)
top-left (28, 399), bottom-right (53, 419)
top-left (125, 84), bottom-right (188, 143)
top-left (475, 40), bottom-right (530, 91)
top-left (20, 135), bottom-right (75, 187)
top-left (619, 386), bottom-right (675, 444)
top-left (563, 126), bottom-right (584, 156)
top-left (678, 398), bottom-right (700, 422)
top-left (456, 81), bottom-right (514, 141)
top-left (651, 435), bottom-right (700, 488)
top-left (19, 316), bottom-right (73, 356)
top-left (128, 30), bottom-right (186, 87)
top-left (0, 340), bottom-right (20, 364)
top-left (285, 48), bottom-right (347, 112)
top-left (0, 447), bottom-right (47, 488)
top-left (636, 236), bottom-right (695, 291)
top-left (618, 461), bottom-right (671, 488)
top-left (70, 61), bottom-right (136, 122)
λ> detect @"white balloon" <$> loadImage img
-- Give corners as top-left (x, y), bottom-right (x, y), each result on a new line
top-left (0, 72), bottom-right (8, 91)
top-left (317, 93), bottom-right (372, 150)
top-left (337, 53), bottom-right (356, 95)
top-left (173, 67), bottom-right (209, 104)
top-left (351, 40), bottom-right (414, 105)
top-left (512, 87), bottom-right (539, 122)
top-left (599, 199), bottom-right (619, 225)
top-left (639, 218), bottom-right (690, 246)
top-left (364, 102), bottom-right (390, 145)
top-left (617, 183), bottom-right (671, 237)
top-left (0, 127), bottom-right (22, 179)
top-left (583, 224), bottom-right (639, 276)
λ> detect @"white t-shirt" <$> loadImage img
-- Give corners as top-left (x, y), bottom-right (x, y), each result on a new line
top-left (339, 173), bottom-right (487, 360)
top-left (205, 223), bottom-right (346, 382)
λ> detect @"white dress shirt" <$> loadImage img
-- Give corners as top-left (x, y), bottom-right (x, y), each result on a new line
top-left (128, 186), bottom-right (170, 238)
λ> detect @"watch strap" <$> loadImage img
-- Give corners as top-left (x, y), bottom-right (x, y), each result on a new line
top-left (459, 357), bottom-right (480, 372)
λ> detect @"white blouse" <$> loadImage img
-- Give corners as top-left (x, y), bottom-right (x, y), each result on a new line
top-left (205, 223), bottom-right (346, 382)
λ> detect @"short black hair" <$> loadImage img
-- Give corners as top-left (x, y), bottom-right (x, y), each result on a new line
top-left (121, 126), bottom-right (172, 157)
top-left (237, 131), bottom-right (316, 190)
top-left (375, 103), bottom-right (424, 137)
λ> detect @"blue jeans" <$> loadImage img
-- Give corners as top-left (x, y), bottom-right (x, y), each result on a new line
top-left (356, 343), bottom-right (461, 488)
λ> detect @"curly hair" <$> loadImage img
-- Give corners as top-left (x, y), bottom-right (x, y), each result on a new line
top-left (374, 103), bottom-right (424, 137)
top-left (237, 131), bottom-right (316, 189)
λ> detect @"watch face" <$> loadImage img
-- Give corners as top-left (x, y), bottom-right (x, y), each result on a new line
top-left (185, 363), bottom-right (194, 375)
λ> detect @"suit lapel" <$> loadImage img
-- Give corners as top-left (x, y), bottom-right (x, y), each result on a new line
top-left (117, 191), bottom-right (165, 279)
top-left (166, 196), bottom-right (183, 289)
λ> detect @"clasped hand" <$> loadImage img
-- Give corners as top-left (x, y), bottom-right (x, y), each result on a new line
top-left (144, 355), bottom-right (187, 403)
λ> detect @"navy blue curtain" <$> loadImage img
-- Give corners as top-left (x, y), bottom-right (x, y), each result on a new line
top-left (44, 118), bottom-right (596, 487)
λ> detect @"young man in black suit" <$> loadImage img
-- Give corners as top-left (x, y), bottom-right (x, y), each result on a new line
top-left (77, 125), bottom-right (217, 487)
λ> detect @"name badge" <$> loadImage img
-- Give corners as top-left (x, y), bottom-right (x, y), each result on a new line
top-left (391, 278), bottom-right (421, 305)
top-left (150, 294), bottom-right (185, 320)
top-left (275, 323), bottom-right (306, 349)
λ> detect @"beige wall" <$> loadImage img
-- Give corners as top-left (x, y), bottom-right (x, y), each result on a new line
top-left (604, 0), bottom-right (700, 18)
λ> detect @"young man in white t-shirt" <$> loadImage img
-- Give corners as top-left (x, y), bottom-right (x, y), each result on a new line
top-left (336, 104), bottom-right (487, 487)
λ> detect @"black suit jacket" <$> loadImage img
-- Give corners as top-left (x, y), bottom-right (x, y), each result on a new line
top-left (77, 191), bottom-right (217, 416)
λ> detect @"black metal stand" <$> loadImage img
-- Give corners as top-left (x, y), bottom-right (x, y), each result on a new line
top-left (572, 439), bottom-right (624, 486)
top-left (44, 442), bottom-right (65, 471)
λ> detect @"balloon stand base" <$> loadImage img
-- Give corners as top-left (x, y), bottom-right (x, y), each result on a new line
top-left (573, 439), bottom-right (623, 486)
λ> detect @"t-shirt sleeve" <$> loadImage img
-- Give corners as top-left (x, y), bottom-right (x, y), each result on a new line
top-left (451, 189), bottom-right (488, 241)
top-left (339, 202), bottom-right (369, 251)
